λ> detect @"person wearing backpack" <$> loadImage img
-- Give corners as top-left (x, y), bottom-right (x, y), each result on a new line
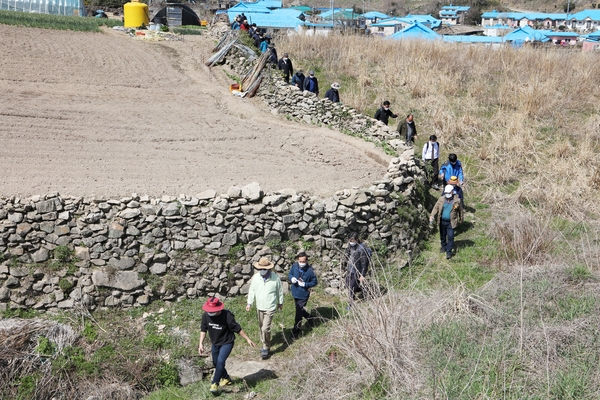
top-left (422, 135), bottom-right (440, 190)
top-left (342, 232), bottom-right (371, 307)
top-left (439, 153), bottom-right (464, 187)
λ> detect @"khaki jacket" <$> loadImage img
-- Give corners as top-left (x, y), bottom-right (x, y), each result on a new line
top-left (430, 195), bottom-right (463, 229)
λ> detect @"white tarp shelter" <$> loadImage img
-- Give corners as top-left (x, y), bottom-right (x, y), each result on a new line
top-left (0, 0), bottom-right (85, 16)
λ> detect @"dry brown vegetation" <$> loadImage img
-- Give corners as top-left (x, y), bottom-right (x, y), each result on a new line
top-left (278, 35), bottom-right (600, 219)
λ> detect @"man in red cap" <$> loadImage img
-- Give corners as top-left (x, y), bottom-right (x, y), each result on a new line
top-left (199, 297), bottom-right (256, 395)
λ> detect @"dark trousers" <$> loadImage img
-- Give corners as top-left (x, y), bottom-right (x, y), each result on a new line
top-left (440, 220), bottom-right (455, 256)
top-left (293, 297), bottom-right (311, 334)
top-left (210, 342), bottom-right (233, 384)
top-left (346, 273), bottom-right (361, 302)
top-left (426, 158), bottom-right (439, 185)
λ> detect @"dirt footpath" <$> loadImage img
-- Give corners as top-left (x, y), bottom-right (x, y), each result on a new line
top-left (0, 25), bottom-right (389, 198)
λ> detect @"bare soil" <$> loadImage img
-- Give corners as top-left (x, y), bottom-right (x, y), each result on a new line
top-left (0, 25), bottom-right (389, 198)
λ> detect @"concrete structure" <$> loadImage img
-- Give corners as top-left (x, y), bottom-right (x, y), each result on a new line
top-left (440, 4), bottom-right (470, 25)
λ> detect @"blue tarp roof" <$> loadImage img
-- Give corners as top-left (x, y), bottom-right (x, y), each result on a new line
top-left (540, 30), bottom-right (578, 37)
top-left (481, 11), bottom-right (568, 21)
top-left (389, 22), bottom-right (441, 40)
top-left (503, 26), bottom-right (550, 42)
top-left (319, 8), bottom-right (361, 19)
top-left (370, 17), bottom-right (405, 27)
top-left (371, 15), bottom-right (441, 28)
top-left (242, 8), bottom-right (305, 28)
top-left (441, 5), bottom-right (470, 11)
top-left (569, 10), bottom-right (600, 20)
top-left (363, 11), bottom-right (389, 19)
top-left (483, 24), bottom-right (512, 29)
top-left (443, 35), bottom-right (503, 43)
top-left (403, 14), bottom-right (442, 28)
top-left (228, 2), bottom-right (271, 14)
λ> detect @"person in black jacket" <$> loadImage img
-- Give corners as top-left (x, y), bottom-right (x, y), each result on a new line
top-left (277, 53), bottom-right (294, 83)
top-left (342, 232), bottom-right (371, 305)
top-left (199, 297), bottom-right (256, 395)
top-left (288, 251), bottom-right (318, 339)
top-left (324, 82), bottom-right (340, 103)
top-left (373, 100), bottom-right (397, 125)
top-left (268, 44), bottom-right (278, 65)
top-left (303, 70), bottom-right (319, 95)
top-left (291, 70), bottom-right (305, 89)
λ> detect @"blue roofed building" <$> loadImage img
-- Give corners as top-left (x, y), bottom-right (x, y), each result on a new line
top-left (440, 4), bottom-right (470, 25)
top-left (370, 17), bottom-right (407, 36)
top-left (319, 8), bottom-right (362, 20)
top-left (443, 35), bottom-right (503, 46)
top-left (370, 15), bottom-right (441, 36)
top-left (481, 9), bottom-right (600, 32)
top-left (389, 22), bottom-right (441, 40)
top-left (566, 10), bottom-right (600, 31)
top-left (362, 11), bottom-right (389, 25)
top-left (503, 26), bottom-right (550, 42)
top-left (245, 8), bottom-right (306, 30)
top-left (482, 23), bottom-right (512, 37)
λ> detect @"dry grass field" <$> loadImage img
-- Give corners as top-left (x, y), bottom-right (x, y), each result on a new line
top-left (278, 34), bottom-right (600, 218)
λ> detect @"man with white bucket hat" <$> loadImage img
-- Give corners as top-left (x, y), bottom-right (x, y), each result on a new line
top-left (247, 256), bottom-right (283, 359)
top-left (429, 185), bottom-right (463, 260)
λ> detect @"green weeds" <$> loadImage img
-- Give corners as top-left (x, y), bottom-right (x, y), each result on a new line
top-left (0, 10), bottom-right (122, 31)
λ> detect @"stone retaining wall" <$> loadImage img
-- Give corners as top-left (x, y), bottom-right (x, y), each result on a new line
top-left (0, 36), bottom-right (430, 314)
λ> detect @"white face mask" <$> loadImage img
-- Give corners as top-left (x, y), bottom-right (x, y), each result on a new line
top-left (207, 312), bottom-right (218, 316)
top-left (298, 262), bottom-right (307, 268)
top-left (445, 193), bottom-right (453, 199)
top-left (260, 269), bottom-right (269, 276)
top-left (349, 242), bottom-right (358, 246)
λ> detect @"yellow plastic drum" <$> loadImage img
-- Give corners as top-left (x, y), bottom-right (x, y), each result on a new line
top-left (124, 0), bottom-right (149, 28)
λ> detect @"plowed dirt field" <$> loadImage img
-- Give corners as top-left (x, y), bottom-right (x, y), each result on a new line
top-left (0, 25), bottom-right (389, 198)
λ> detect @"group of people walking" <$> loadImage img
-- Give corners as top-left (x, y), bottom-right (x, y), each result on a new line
top-left (373, 101), bottom-right (418, 145)
top-left (277, 53), bottom-right (341, 103)
top-left (198, 233), bottom-right (372, 395)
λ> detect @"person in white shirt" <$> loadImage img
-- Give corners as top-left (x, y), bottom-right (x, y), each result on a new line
top-left (422, 135), bottom-right (440, 190)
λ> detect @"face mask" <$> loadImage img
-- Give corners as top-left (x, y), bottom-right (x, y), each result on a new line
top-left (207, 312), bottom-right (218, 316)
top-left (350, 242), bottom-right (358, 246)
top-left (383, 107), bottom-right (389, 111)
top-left (450, 161), bottom-right (456, 166)
top-left (445, 193), bottom-right (453, 199)
top-left (260, 269), bottom-right (269, 276)
top-left (298, 262), bottom-right (306, 268)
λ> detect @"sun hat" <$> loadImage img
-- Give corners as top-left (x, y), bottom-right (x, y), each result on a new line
top-left (448, 176), bottom-right (459, 185)
top-left (331, 82), bottom-right (340, 89)
top-left (202, 297), bottom-right (224, 312)
top-left (253, 257), bottom-right (274, 269)
top-left (444, 185), bottom-right (454, 194)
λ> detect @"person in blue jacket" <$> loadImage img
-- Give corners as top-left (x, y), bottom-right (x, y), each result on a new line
top-left (439, 153), bottom-right (465, 187)
top-left (288, 251), bottom-right (318, 339)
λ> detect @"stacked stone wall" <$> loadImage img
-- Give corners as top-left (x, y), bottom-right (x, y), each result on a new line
top-left (0, 39), bottom-right (431, 313)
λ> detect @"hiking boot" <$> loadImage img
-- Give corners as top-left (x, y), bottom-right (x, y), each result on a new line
top-left (446, 252), bottom-right (453, 260)
top-left (260, 348), bottom-right (269, 359)
top-left (440, 247), bottom-right (445, 253)
top-left (219, 377), bottom-right (232, 387)
top-left (210, 383), bottom-right (219, 395)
